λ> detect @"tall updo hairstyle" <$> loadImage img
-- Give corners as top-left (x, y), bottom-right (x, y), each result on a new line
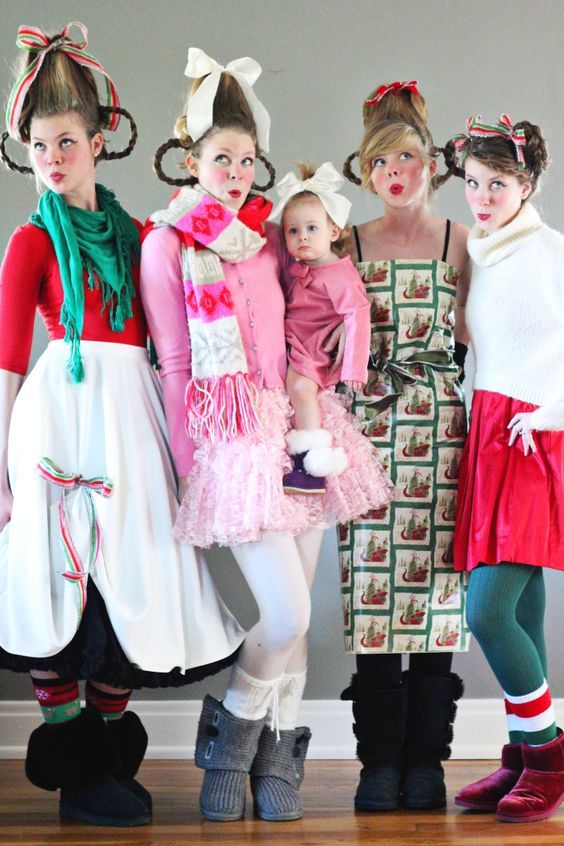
top-left (343, 82), bottom-right (450, 193)
top-left (444, 120), bottom-right (549, 197)
top-left (1, 30), bottom-right (137, 176)
top-left (153, 72), bottom-right (275, 191)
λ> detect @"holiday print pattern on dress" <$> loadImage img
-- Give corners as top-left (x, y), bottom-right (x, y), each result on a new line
top-left (339, 257), bottom-right (470, 653)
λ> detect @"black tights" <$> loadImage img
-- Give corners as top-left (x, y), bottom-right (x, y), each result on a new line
top-left (356, 652), bottom-right (453, 690)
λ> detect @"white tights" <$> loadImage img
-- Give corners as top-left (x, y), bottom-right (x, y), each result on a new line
top-left (222, 527), bottom-right (323, 729)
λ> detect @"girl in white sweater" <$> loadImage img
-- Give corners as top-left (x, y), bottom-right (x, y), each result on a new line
top-left (447, 114), bottom-right (564, 823)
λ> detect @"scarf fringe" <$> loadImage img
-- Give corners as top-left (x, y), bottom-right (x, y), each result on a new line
top-left (185, 372), bottom-right (262, 442)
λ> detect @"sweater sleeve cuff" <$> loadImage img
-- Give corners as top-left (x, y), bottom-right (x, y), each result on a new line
top-left (529, 400), bottom-right (564, 431)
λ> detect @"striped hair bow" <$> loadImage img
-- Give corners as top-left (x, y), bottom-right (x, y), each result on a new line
top-left (450, 114), bottom-right (527, 169)
top-left (6, 21), bottom-right (121, 140)
top-left (364, 80), bottom-right (419, 107)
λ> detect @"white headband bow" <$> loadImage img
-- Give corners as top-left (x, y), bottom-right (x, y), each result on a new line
top-left (270, 162), bottom-right (352, 229)
top-left (184, 47), bottom-right (271, 152)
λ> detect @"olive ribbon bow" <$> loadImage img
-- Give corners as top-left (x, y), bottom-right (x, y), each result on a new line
top-left (366, 349), bottom-right (458, 414)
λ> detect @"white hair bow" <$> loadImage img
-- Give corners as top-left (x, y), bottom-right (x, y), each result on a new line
top-left (270, 162), bottom-right (352, 228)
top-left (184, 47), bottom-right (271, 152)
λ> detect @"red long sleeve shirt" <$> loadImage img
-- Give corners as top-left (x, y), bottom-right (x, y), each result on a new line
top-left (0, 222), bottom-right (147, 375)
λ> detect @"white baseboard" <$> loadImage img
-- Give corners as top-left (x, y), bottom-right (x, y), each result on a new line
top-left (1, 699), bottom-right (562, 760)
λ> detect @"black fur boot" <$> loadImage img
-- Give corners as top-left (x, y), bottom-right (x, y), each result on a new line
top-left (341, 675), bottom-right (408, 811)
top-left (106, 711), bottom-right (152, 814)
top-left (402, 671), bottom-right (464, 810)
top-left (25, 708), bottom-right (149, 826)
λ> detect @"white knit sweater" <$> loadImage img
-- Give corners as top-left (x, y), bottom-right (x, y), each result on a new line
top-left (466, 203), bottom-right (564, 430)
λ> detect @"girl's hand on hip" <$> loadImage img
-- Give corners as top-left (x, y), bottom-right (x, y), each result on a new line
top-left (507, 412), bottom-right (537, 456)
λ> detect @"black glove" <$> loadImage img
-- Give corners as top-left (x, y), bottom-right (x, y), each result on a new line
top-left (454, 342), bottom-right (468, 382)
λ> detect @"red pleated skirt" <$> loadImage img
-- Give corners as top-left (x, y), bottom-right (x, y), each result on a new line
top-left (454, 390), bottom-right (564, 572)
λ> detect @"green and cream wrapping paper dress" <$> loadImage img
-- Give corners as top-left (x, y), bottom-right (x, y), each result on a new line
top-left (339, 226), bottom-right (470, 654)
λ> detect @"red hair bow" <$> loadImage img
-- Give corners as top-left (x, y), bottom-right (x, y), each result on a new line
top-left (364, 80), bottom-right (419, 107)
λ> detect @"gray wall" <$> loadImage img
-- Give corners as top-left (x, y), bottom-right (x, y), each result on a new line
top-left (0, 0), bottom-right (562, 702)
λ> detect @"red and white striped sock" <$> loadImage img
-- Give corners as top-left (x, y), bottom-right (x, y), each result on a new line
top-left (504, 680), bottom-right (557, 744)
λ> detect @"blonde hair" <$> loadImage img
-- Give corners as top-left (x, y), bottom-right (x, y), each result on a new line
top-left (344, 85), bottom-right (449, 193)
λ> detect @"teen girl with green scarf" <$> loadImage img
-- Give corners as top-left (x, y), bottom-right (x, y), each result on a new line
top-left (0, 21), bottom-right (244, 827)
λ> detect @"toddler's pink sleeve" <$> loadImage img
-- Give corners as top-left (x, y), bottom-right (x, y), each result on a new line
top-left (140, 227), bottom-right (195, 476)
top-left (324, 264), bottom-right (371, 383)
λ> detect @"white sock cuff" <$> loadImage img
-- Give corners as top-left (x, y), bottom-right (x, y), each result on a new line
top-left (223, 664), bottom-right (283, 723)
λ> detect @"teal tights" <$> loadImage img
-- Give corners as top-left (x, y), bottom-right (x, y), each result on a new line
top-left (466, 563), bottom-right (556, 744)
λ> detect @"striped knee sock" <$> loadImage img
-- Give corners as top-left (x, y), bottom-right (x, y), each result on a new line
top-left (86, 680), bottom-right (131, 720)
top-left (31, 676), bottom-right (81, 724)
top-left (504, 680), bottom-right (557, 745)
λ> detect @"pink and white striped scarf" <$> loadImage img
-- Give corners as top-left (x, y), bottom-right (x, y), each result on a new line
top-left (150, 188), bottom-right (271, 442)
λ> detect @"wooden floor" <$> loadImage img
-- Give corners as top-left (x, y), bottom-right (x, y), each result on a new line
top-left (0, 760), bottom-right (563, 845)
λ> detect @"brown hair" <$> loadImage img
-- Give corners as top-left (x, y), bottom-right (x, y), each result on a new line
top-left (344, 85), bottom-right (450, 193)
top-left (281, 163), bottom-right (350, 256)
top-left (154, 71), bottom-right (275, 190)
top-left (1, 40), bottom-right (136, 175)
top-left (444, 120), bottom-right (549, 196)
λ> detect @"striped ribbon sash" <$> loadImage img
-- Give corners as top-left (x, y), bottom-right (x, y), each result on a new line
top-left (37, 457), bottom-right (113, 620)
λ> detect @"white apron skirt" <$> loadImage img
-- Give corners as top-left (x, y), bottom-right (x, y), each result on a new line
top-left (0, 340), bottom-right (244, 680)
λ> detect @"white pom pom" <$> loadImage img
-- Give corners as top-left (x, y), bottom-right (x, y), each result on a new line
top-left (327, 447), bottom-right (348, 476)
top-left (303, 447), bottom-right (336, 476)
top-left (285, 428), bottom-right (332, 455)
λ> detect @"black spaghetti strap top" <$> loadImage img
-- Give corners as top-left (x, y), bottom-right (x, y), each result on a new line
top-left (442, 219), bottom-right (451, 263)
top-left (352, 219), bottom-right (451, 264)
top-left (352, 224), bottom-right (363, 263)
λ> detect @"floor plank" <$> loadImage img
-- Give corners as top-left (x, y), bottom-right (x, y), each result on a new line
top-left (0, 760), bottom-right (562, 845)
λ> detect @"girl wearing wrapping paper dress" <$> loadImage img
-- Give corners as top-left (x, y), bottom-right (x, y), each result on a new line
top-left (140, 48), bottom-right (391, 823)
top-left (445, 115), bottom-right (564, 824)
top-left (338, 80), bottom-right (471, 813)
top-left (0, 22), bottom-right (245, 827)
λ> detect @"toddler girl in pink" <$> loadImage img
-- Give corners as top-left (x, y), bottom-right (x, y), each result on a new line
top-left (271, 163), bottom-right (372, 493)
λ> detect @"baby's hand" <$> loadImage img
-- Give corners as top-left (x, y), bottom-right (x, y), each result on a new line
top-left (344, 380), bottom-right (364, 392)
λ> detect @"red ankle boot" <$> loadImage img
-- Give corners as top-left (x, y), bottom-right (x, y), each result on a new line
top-left (455, 743), bottom-right (523, 811)
top-left (496, 729), bottom-right (564, 823)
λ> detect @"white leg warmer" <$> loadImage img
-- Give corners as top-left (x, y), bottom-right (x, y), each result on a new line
top-left (268, 670), bottom-right (308, 731)
top-left (223, 663), bottom-right (284, 724)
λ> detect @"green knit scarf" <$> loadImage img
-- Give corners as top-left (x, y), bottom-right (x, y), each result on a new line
top-left (30, 184), bottom-right (140, 381)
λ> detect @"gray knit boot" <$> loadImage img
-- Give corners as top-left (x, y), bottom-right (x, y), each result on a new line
top-left (195, 695), bottom-right (266, 821)
top-left (250, 726), bottom-right (312, 821)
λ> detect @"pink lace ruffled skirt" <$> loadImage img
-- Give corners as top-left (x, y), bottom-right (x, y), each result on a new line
top-left (175, 388), bottom-right (393, 548)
